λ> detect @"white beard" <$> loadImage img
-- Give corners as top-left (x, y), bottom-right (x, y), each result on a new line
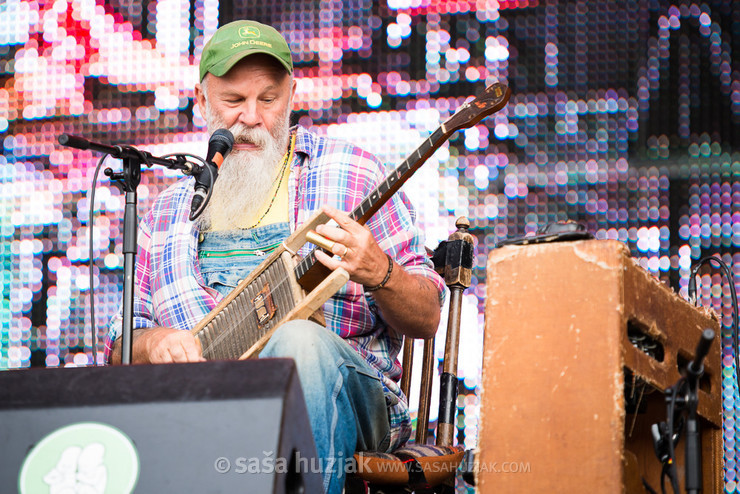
top-left (196, 104), bottom-right (291, 232)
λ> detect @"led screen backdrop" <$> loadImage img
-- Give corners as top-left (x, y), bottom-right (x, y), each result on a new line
top-left (1, 0), bottom-right (738, 489)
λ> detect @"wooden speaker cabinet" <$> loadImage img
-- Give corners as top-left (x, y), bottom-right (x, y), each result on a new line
top-left (478, 240), bottom-right (722, 493)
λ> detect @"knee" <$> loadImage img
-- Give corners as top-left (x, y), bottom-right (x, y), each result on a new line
top-left (261, 321), bottom-right (347, 394)
top-left (261, 320), bottom-right (333, 360)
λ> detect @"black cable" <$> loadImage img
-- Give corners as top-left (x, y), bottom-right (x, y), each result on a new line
top-left (651, 254), bottom-right (733, 494)
top-left (665, 379), bottom-right (684, 494)
top-left (187, 153), bottom-right (215, 220)
top-left (87, 154), bottom-right (108, 366)
top-left (86, 152), bottom-right (204, 366)
top-left (661, 464), bottom-right (667, 494)
top-left (688, 255), bottom-right (740, 396)
top-left (641, 476), bottom-right (658, 494)
top-left (165, 153), bottom-right (210, 220)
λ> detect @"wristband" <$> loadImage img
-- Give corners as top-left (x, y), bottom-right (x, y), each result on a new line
top-left (365, 254), bottom-right (394, 292)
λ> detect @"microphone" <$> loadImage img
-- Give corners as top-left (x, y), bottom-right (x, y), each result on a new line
top-left (189, 129), bottom-right (234, 221)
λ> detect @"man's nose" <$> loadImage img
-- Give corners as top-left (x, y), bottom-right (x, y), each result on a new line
top-left (237, 101), bottom-right (262, 128)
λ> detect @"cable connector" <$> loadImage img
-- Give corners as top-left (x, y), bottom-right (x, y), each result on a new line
top-left (651, 422), bottom-right (672, 465)
top-left (687, 270), bottom-right (697, 306)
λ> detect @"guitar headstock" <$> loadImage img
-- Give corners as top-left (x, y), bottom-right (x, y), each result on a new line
top-left (443, 82), bottom-right (511, 133)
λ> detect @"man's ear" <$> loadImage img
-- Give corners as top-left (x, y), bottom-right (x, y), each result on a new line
top-left (288, 77), bottom-right (297, 110)
top-left (194, 79), bottom-right (207, 117)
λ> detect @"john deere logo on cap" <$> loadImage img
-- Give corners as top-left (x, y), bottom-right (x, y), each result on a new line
top-left (239, 26), bottom-right (260, 39)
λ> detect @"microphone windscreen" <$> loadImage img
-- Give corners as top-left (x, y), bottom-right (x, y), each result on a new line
top-left (58, 134), bottom-right (91, 150)
top-left (205, 129), bottom-right (234, 162)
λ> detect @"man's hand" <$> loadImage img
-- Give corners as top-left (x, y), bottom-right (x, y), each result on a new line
top-left (111, 327), bottom-right (205, 364)
top-left (313, 205), bottom-right (389, 287)
top-left (143, 327), bottom-right (205, 363)
top-left (312, 205), bottom-right (441, 340)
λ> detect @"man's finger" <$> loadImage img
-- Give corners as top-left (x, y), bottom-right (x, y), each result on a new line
top-left (183, 337), bottom-right (205, 362)
top-left (314, 249), bottom-right (341, 270)
top-left (167, 342), bottom-right (188, 363)
top-left (315, 224), bottom-right (350, 245)
top-left (193, 335), bottom-right (206, 362)
top-left (331, 242), bottom-right (350, 258)
top-left (321, 205), bottom-right (356, 229)
top-left (169, 335), bottom-right (201, 362)
top-left (152, 347), bottom-right (174, 364)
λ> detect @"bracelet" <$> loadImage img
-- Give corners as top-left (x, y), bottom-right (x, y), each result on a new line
top-left (365, 254), bottom-right (394, 292)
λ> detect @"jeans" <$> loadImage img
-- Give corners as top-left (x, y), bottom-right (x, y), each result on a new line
top-left (198, 224), bottom-right (390, 492)
top-left (260, 320), bottom-right (391, 494)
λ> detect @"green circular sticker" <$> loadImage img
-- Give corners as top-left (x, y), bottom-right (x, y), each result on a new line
top-left (18, 422), bottom-right (139, 494)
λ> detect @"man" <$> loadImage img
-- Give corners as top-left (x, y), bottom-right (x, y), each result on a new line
top-left (104, 20), bottom-right (445, 493)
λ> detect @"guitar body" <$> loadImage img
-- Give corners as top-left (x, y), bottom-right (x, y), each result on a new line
top-left (190, 82), bottom-right (511, 361)
top-left (191, 210), bottom-right (350, 360)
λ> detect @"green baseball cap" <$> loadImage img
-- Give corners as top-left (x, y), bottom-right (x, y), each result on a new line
top-left (199, 20), bottom-right (293, 81)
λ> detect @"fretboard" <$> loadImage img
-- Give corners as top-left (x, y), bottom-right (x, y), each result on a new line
top-left (294, 125), bottom-right (449, 281)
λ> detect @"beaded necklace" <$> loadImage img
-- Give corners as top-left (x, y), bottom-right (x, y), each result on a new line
top-left (244, 132), bottom-right (295, 230)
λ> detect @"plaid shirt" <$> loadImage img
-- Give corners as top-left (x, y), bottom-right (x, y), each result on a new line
top-left (105, 125), bottom-right (445, 450)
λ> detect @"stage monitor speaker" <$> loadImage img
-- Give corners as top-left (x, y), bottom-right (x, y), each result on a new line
top-left (0, 358), bottom-right (322, 493)
top-left (479, 240), bottom-right (722, 493)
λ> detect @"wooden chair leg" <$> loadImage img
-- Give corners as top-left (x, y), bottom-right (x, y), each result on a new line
top-left (415, 337), bottom-right (436, 445)
top-left (400, 338), bottom-right (414, 401)
top-left (437, 285), bottom-right (463, 447)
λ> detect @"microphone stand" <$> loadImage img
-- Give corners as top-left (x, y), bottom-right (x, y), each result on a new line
top-left (651, 328), bottom-right (714, 494)
top-left (58, 135), bottom-right (196, 365)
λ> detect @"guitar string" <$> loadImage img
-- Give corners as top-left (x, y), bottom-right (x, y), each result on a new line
top-left (198, 265), bottom-right (295, 357)
top-left (293, 132), bottom-right (441, 278)
top-left (294, 167), bottom-right (412, 277)
top-left (199, 90), bottom-right (509, 356)
top-left (204, 135), bottom-right (445, 355)
top-left (202, 136), bottom-right (441, 355)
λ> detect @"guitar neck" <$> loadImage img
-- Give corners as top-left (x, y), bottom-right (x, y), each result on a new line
top-left (351, 126), bottom-right (447, 225)
top-left (294, 126), bottom-right (450, 282)
top-left (293, 81), bottom-right (511, 288)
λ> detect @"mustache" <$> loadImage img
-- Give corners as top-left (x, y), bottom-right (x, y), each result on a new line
top-left (226, 124), bottom-right (271, 147)
top-left (204, 100), bottom-right (291, 153)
